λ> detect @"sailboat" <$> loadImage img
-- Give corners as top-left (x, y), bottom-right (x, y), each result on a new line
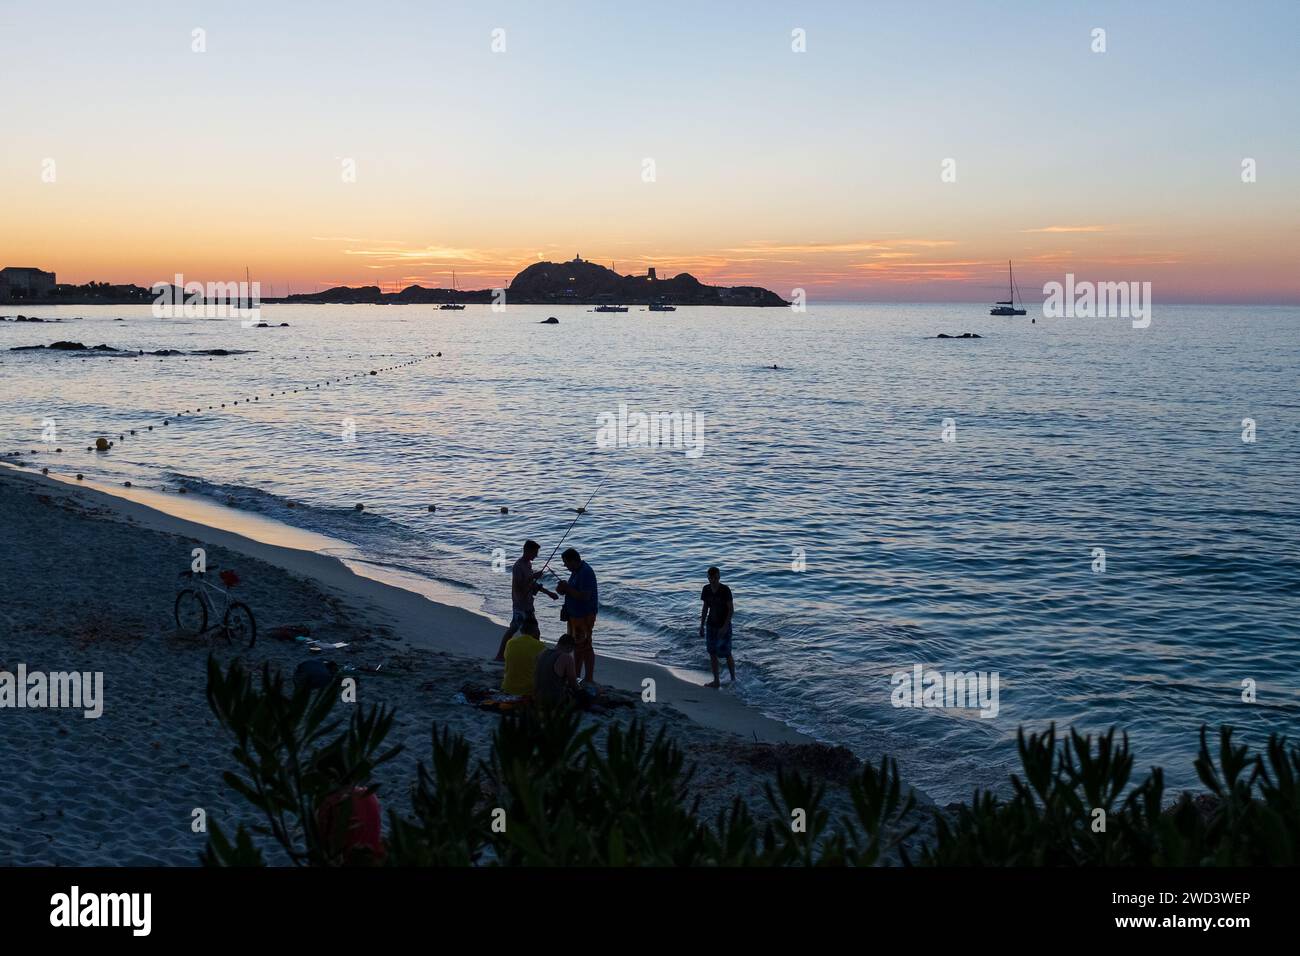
top-left (990, 260), bottom-right (1026, 316)
top-left (439, 271), bottom-right (466, 310)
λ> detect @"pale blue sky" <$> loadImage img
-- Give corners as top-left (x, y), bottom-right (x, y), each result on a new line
top-left (3, 0), bottom-right (1297, 300)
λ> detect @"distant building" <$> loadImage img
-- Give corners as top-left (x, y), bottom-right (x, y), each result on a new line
top-left (0, 266), bottom-right (56, 297)
top-left (648, 267), bottom-right (657, 280)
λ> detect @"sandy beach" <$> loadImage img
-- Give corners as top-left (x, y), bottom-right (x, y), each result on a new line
top-left (0, 463), bottom-right (934, 866)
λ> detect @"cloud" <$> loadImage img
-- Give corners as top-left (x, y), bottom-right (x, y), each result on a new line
top-left (721, 239), bottom-right (957, 255)
top-left (343, 245), bottom-right (499, 263)
top-left (848, 259), bottom-right (992, 282)
top-left (310, 236), bottom-right (405, 244)
top-left (1021, 225), bottom-right (1109, 234)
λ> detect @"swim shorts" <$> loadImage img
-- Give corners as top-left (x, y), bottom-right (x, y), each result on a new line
top-left (706, 623), bottom-right (732, 658)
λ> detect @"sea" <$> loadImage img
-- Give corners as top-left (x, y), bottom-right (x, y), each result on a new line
top-left (2, 301), bottom-right (1297, 803)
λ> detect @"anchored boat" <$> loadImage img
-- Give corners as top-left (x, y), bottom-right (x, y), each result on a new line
top-left (439, 271), bottom-right (466, 310)
top-left (990, 260), bottom-right (1027, 316)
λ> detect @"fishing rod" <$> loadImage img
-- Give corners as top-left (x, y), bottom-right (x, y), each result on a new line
top-left (538, 475), bottom-right (608, 579)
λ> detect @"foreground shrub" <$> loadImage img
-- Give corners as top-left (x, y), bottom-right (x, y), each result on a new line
top-left (203, 657), bottom-right (1300, 866)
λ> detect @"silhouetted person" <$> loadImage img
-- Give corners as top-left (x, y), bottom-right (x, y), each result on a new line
top-left (502, 616), bottom-right (546, 696)
top-left (495, 540), bottom-right (556, 661)
top-left (556, 547), bottom-right (598, 682)
top-left (534, 633), bottom-right (581, 709)
top-left (700, 566), bottom-right (734, 687)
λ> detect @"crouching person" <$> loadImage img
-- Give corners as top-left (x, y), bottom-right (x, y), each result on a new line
top-left (533, 633), bottom-right (582, 709)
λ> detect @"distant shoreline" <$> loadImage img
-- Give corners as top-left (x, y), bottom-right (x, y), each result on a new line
top-left (0, 257), bottom-right (792, 308)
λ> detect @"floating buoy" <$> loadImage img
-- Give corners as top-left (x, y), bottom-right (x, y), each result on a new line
top-left (95, 437), bottom-right (110, 451)
top-left (56, 447), bottom-right (63, 452)
top-left (163, 420), bottom-right (169, 425)
top-left (124, 481), bottom-right (132, 488)
top-left (41, 467), bottom-right (48, 475)
top-left (178, 487), bottom-right (187, 494)
top-left (369, 370), bottom-right (377, 375)
top-left (76, 473), bottom-right (83, 480)
top-left (427, 504), bottom-right (436, 512)
top-left (355, 503), bottom-right (365, 512)
top-left (286, 501), bottom-right (296, 508)
top-left (130, 430), bottom-right (135, 435)
top-left (500, 506), bottom-right (508, 514)
top-left (147, 427), bottom-right (152, 431)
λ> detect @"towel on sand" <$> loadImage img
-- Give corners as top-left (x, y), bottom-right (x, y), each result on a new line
top-left (458, 682), bottom-right (637, 716)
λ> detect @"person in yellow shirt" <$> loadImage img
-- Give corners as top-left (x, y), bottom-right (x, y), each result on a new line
top-left (501, 616), bottom-right (546, 697)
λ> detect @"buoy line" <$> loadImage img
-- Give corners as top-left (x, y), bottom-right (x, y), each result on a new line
top-left (17, 349), bottom-right (511, 516)
top-left (14, 351), bottom-right (443, 489)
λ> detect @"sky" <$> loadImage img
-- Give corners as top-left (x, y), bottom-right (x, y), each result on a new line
top-left (2, 0), bottom-right (1298, 302)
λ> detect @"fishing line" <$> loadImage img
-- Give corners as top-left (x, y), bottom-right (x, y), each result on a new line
top-left (538, 473), bottom-right (608, 578)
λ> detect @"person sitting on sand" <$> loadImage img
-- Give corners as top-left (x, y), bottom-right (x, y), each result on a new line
top-left (495, 539), bottom-right (556, 661)
top-left (699, 566), bottom-right (735, 688)
top-left (556, 547), bottom-right (598, 683)
top-left (501, 616), bottom-right (546, 697)
top-left (534, 633), bottom-right (581, 708)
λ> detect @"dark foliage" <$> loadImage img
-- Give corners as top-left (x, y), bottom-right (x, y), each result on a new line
top-left (203, 658), bottom-right (1300, 866)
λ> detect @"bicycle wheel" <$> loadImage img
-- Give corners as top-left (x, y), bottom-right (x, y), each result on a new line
top-left (174, 589), bottom-right (208, 635)
top-left (224, 601), bottom-right (257, 648)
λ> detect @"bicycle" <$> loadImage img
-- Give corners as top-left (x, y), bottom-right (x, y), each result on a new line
top-left (174, 567), bottom-right (258, 647)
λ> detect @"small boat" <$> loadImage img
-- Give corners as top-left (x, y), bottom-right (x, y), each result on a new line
top-left (439, 271), bottom-right (466, 310)
top-left (990, 260), bottom-right (1027, 316)
top-left (593, 304), bottom-right (628, 313)
top-left (648, 300), bottom-right (676, 312)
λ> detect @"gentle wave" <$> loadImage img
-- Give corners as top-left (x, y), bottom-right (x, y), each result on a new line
top-left (3, 302), bottom-right (1299, 802)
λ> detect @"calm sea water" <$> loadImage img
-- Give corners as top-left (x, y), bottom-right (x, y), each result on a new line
top-left (3, 302), bottom-right (1298, 802)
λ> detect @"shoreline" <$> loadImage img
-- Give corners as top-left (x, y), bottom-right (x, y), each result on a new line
top-left (0, 461), bottom-right (938, 865)
top-left (0, 462), bottom-right (810, 747)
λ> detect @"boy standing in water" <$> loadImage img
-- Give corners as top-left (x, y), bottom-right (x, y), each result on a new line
top-left (700, 566), bottom-right (734, 688)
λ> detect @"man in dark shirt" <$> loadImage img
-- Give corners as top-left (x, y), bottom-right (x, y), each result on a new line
top-left (556, 547), bottom-right (599, 682)
top-left (699, 566), bottom-right (734, 688)
top-left (494, 540), bottom-right (556, 661)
